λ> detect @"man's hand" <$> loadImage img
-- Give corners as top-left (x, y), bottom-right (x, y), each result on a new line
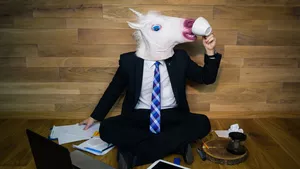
top-left (79, 117), bottom-right (97, 130)
top-left (202, 33), bottom-right (216, 56)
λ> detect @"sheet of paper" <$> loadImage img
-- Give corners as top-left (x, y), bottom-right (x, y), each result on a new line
top-left (214, 130), bottom-right (230, 138)
top-left (58, 133), bottom-right (90, 145)
top-left (50, 123), bottom-right (101, 144)
top-left (73, 137), bottom-right (114, 156)
top-left (214, 129), bottom-right (244, 138)
top-left (65, 123), bottom-right (100, 137)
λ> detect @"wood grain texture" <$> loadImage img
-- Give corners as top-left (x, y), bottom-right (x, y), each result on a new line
top-left (71, 0), bottom-right (226, 5)
top-left (212, 30), bottom-right (237, 45)
top-left (0, 29), bottom-right (77, 45)
top-left (0, 94), bottom-right (67, 104)
top-left (66, 18), bottom-right (128, 29)
top-left (0, 2), bottom-right (32, 16)
top-left (282, 82), bottom-right (300, 92)
top-left (210, 19), bottom-right (269, 30)
top-left (103, 4), bottom-right (214, 21)
top-left (77, 82), bottom-right (110, 94)
top-left (38, 44), bottom-right (136, 57)
top-left (286, 0), bottom-right (300, 6)
top-left (187, 82), bottom-right (281, 94)
top-left (188, 103), bottom-right (210, 112)
top-left (214, 6), bottom-right (298, 20)
top-left (78, 29), bottom-right (135, 44)
top-left (268, 20), bottom-right (300, 30)
top-left (220, 58), bottom-right (243, 68)
top-left (225, 0), bottom-right (300, 6)
top-left (55, 102), bottom-right (122, 113)
top-left (26, 57), bottom-right (118, 67)
top-left (0, 94), bottom-right (104, 105)
top-left (0, 45), bottom-right (37, 57)
top-left (0, 16), bottom-right (13, 28)
top-left (267, 92), bottom-right (300, 104)
top-left (224, 0), bottom-right (269, 6)
top-left (256, 118), bottom-right (300, 167)
top-left (33, 7), bottom-right (103, 18)
top-left (0, 68), bottom-right (59, 82)
top-left (215, 68), bottom-right (240, 83)
top-left (0, 112), bottom-right (95, 119)
top-left (237, 30), bottom-right (300, 46)
top-left (14, 17), bottom-right (66, 29)
top-left (224, 45), bottom-right (300, 58)
top-left (243, 58), bottom-right (298, 68)
top-left (0, 57), bottom-right (26, 67)
top-left (0, 119), bottom-right (32, 166)
top-left (0, 104), bottom-right (55, 112)
top-left (0, 82), bottom-right (81, 94)
top-left (63, 94), bottom-right (104, 104)
top-left (59, 67), bottom-right (117, 82)
top-left (187, 90), bottom-right (266, 104)
top-left (55, 103), bottom-right (96, 112)
top-left (6, 0), bottom-right (226, 9)
top-left (240, 68), bottom-right (300, 82)
top-left (0, 82), bottom-right (111, 95)
top-left (211, 103), bottom-right (300, 112)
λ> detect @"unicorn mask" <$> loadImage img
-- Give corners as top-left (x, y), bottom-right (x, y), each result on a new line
top-left (127, 9), bottom-right (199, 61)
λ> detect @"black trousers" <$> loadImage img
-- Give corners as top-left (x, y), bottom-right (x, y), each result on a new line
top-left (99, 108), bottom-right (211, 166)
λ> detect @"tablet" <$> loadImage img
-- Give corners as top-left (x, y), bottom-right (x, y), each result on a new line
top-left (147, 160), bottom-right (190, 169)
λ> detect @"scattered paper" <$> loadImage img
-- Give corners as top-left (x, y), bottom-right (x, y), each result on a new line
top-left (73, 137), bottom-right (114, 156)
top-left (228, 124), bottom-right (244, 133)
top-left (50, 123), bottom-right (100, 145)
top-left (58, 133), bottom-right (90, 145)
top-left (214, 123), bottom-right (244, 138)
top-left (214, 130), bottom-right (230, 138)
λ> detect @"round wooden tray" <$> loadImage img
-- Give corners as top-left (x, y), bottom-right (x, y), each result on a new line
top-left (203, 139), bottom-right (248, 165)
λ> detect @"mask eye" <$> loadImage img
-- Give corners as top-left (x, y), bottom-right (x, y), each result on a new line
top-left (152, 24), bottom-right (161, 31)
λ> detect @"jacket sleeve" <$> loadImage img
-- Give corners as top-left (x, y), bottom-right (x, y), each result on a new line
top-left (90, 56), bottom-right (128, 121)
top-left (185, 50), bottom-right (222, 84)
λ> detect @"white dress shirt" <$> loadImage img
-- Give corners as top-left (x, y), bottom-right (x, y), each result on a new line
top-left (135, 60), bottom-right (177, 110)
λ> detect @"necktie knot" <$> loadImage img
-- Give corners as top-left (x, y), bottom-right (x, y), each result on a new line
top-left (154, 61), bottom-right (160, 68)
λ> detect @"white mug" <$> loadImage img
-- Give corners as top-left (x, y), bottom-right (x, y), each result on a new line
top-left (192, 17), bottom-right (212, 36)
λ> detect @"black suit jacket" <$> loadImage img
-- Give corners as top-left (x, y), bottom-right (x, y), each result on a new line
top-left (91, 49), bottom-right (222, 121)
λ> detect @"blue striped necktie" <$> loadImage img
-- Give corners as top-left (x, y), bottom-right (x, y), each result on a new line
top-left (150, 61), bottom-right (161, 134)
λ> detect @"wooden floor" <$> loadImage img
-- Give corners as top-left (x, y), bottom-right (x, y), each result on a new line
top-left (0, 118), bottom-right (300, 169)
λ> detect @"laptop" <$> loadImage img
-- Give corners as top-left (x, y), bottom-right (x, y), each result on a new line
top-left (26, 129), bottom-right (115, 169)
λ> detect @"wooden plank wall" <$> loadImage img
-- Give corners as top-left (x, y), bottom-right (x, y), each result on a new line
top-left (0, 0), bottom-right (300, 119)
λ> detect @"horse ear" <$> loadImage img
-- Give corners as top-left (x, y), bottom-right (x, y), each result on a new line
top-left (127, 21), bottom-right (142, 29)
top-left (129, 8), bottom-right (143, 17)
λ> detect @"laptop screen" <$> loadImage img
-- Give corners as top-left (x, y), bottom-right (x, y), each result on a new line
top-left (26, 129), bottom-right (74, 169)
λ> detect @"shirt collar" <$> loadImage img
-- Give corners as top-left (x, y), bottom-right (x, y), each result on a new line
top-left (145, 60), bottom-right (165, 69)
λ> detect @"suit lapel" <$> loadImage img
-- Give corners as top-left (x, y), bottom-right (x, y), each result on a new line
top-left (134, 56), bottom-right (144, 104)
top-left (165, 56), bottom-right (179, 103)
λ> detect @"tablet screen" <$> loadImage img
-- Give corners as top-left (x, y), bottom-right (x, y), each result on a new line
top-left (152, 161), bottom-right (183, 169)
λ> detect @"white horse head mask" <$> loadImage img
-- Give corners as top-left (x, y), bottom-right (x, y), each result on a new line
top-left (127, 8), bottom-right (197, 61)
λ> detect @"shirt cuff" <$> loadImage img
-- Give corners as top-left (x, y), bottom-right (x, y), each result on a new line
top-left (205, 50), bottom-right (218, 59)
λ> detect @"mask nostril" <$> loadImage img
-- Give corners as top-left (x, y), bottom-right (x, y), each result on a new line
top-left (184, 19), bottom-right (195, 28)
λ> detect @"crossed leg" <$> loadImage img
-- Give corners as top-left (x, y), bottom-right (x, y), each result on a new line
top-left (99, 110), bottom-right (211, 166)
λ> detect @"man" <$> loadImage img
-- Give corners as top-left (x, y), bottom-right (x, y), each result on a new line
top-left (81, 10), bottom-right (222, 169)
